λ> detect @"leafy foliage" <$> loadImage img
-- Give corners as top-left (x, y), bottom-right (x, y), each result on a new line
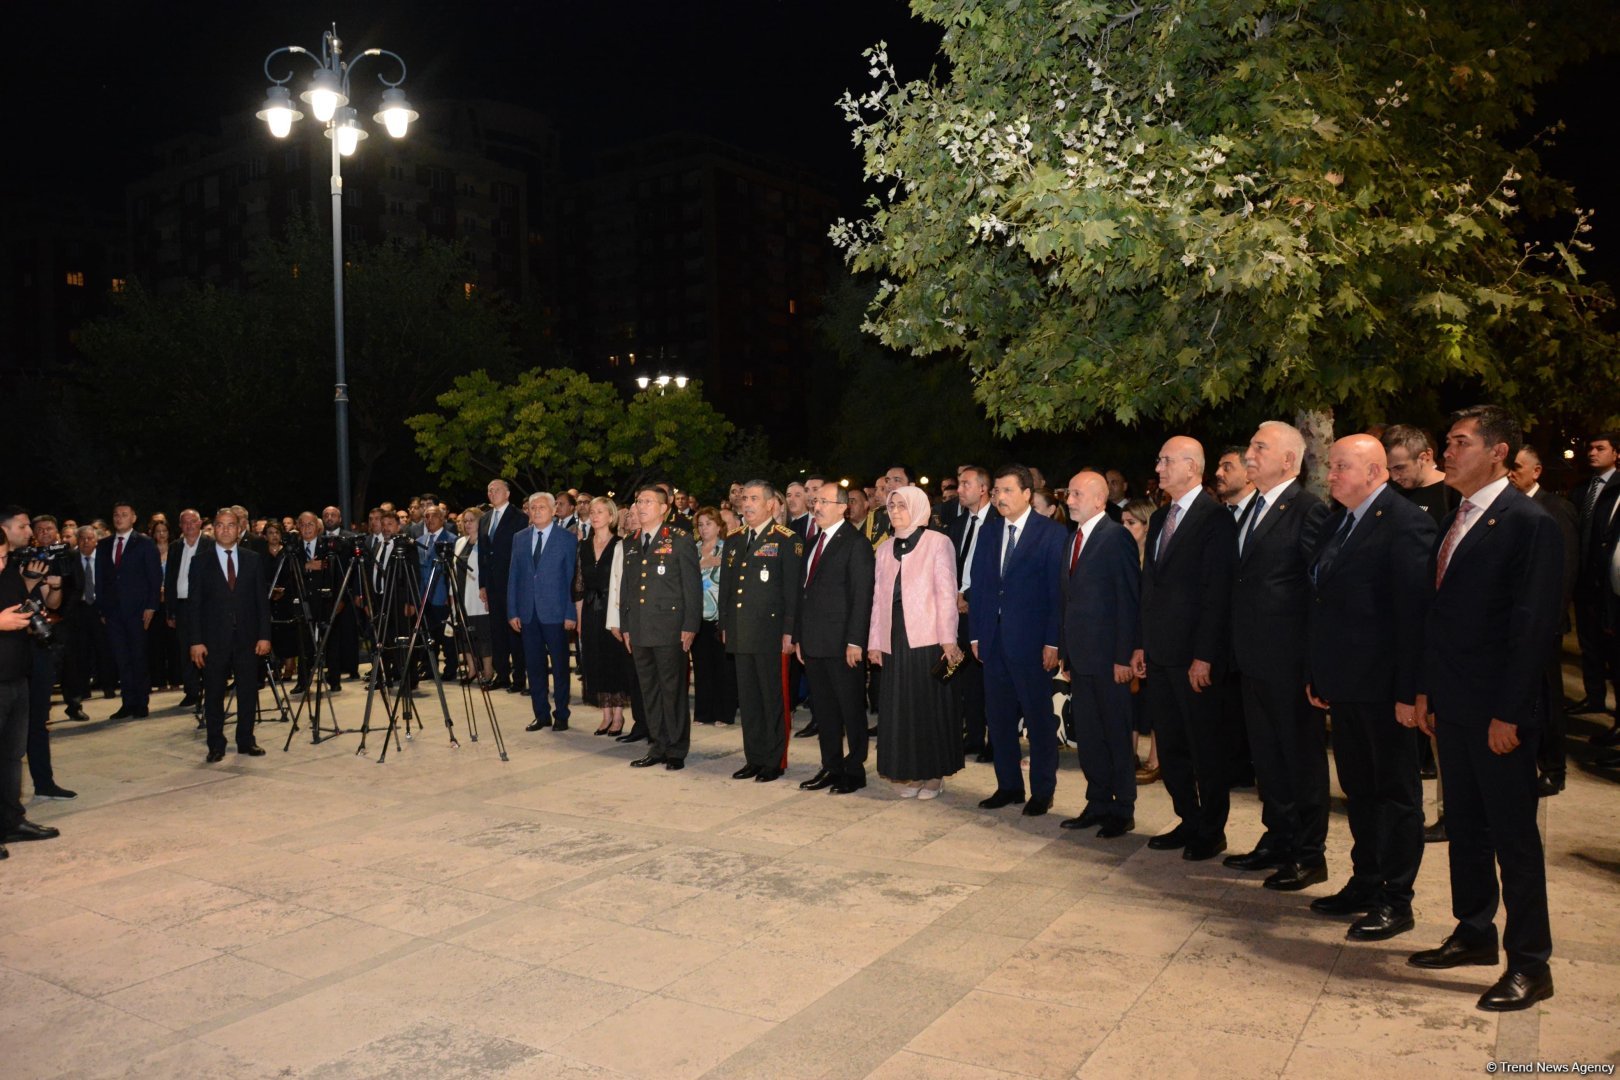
top-left (834, 0), bottom-right (1620, 435)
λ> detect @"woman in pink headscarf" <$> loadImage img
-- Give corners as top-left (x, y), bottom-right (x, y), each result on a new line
top-left (867, 485), bottom-right (964, 799)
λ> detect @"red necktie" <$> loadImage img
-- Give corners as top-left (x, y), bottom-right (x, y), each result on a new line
top-left (807, 519), bottom-right (819, 543)
top-left (114, 536), bottom-right (124, 567)
top-left (227, 549), bottom-right (237, 591)
top-left (1069, 528), bottom-right (1084, 574)
top-left (805, 531), bottom-right (828, 585)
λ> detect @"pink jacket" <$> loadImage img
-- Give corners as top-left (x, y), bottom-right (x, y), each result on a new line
top-left (867, 529), bottom-right (959, 653)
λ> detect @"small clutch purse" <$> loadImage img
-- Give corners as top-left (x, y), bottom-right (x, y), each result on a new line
top-left (931, 651), bottom-right (963, 684)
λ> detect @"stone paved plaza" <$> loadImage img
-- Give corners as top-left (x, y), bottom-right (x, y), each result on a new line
top-left (3, 668), bottom-right (1618, 1079)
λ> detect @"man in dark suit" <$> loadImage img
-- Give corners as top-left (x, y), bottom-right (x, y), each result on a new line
top-left (1224, 422), bottom-right (1332, 891)
top-left (1508, 445), bottom-right (1581, 791)
top-left (62, 525), bottom-right (111, 718)
top-left (321, 505), bottom-right (362, 683)
top-left (969, 463), bottom-right (1067, 816)
top-left (720, 482), bottom-right (804, 782)
top-left (182, 508), bottom-right (272, 763)
top-left (479, 479), bottom-right (526, 693)
top-left (1131, 437), bottom-right (1239, 861)
top-left (1211, 445), bottom-right (1258, 791)
top-left (794, 484), bottom-right (874, 794)
top-left (947, 465), bottom-right (997, 761)
top-left (785, 481), bottom-right (814, 540)
top-left (1057, 472), bottom-right (1140, 837)
top-left (621, 484), bottom-right (703, 769)
top-left (163, 509), bottom-right (208, 709)
top-left (416, 505), bottom-right (458, 683)
top-left (506, 492), bottom-right (578, 733)
top-left (1408, 406), bottom-right (1562, 1012)
top-left (1571, 432), bottom-right (1620, 729)
top-left (1304, 435), bottom-right (1436, 942)
top-left (366, 512), bottom-right (419, 688)
top-left (93, 501), bottom-right (162, 720)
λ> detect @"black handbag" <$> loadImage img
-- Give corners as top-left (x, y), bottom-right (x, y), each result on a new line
top-left (931, 650), bottom-right (964, 684)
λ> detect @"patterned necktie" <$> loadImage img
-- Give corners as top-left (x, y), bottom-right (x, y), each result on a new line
top-left (1434, 500), bottom-right (1476, 588)
top-left (1241, 495), bottom-right (1266, 554)
top-left (1583, 476), bottom-right (1604, 520)
top-left (83, 556), bottom-right (95, 604)
top-left (1158, 503), bottom-right (1182, 560)
top-left (805, 531), bottom-right (828, 585)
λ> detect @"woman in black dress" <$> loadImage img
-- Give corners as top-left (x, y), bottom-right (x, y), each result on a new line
top-left (262, 522), bottom-right (302, 681)
top-left (574, 496), bottom-right (634, 735)
top-left (867, 485), bottom-right (964, 799)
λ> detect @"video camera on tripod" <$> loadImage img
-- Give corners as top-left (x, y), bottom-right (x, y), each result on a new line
top-left (11, 541), bottom-right (69, 641)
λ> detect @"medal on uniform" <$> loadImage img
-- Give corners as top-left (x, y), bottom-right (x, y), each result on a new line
top-left (759, 568), bottom-right (769, 582)
top-left (657, 564), bottom-right (666, 575)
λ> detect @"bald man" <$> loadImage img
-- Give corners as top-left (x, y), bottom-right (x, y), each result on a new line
top-left (1303, 434), bottom-right (1437, 942)
top-left (1132, 437), bottom-right (1238, 861)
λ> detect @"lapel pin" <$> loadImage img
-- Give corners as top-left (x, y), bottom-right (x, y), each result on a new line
top-left (1487, 519), bottom-right (1496, 526)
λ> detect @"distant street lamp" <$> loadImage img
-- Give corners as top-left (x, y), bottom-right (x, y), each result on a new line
top-left (636, 373), bottom-right (690, 392)
top-left (256, 26), bottom-right (417, 524)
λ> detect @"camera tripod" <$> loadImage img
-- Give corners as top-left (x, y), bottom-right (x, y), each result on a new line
top-left (280, 540), bottom-right (365, 751)
top-left (355, 537), bottom-right (460, 763)
top-left (437, 542), bottom-right (508, 761)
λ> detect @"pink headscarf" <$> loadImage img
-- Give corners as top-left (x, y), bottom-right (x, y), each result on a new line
top-left (887, 485), bottom-right (932, 540)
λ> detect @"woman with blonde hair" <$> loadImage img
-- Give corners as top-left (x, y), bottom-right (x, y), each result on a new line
top-left (575, 495), bottom-right (634, 735)
top-left (867, 485), bottom-right (964, 799)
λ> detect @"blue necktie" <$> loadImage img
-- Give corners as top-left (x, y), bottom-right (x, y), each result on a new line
top-left (1002, 523), bottom-right (1018, 576)
top-left (532, 529), bottom-right (544, 566)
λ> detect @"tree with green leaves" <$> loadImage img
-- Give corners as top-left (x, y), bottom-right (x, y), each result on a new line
top-left (834, 1), bottom-right (1620, 441)
top-left (409, 371), bottom-right (736, 497)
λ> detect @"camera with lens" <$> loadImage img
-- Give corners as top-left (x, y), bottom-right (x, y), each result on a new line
top-left (433, 538), bottom-right (457, 559)
top-left (13, 594), bottom-right (53, 642)
top-left (18, 541), bottom-right (71, 571)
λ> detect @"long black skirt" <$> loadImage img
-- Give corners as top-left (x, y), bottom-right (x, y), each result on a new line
top-left (876, 596), bottom-right (963, 783)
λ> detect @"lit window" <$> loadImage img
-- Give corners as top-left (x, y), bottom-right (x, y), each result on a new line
top-left (787, 299), bottom-right (796, 315)
top-left (291, 264), bottom-right (300, 279)
top-left (463, 282), bottom-right (476, 300)
top-left (65, 271), bottom-right (85, 287)
top-left (110, 278), bottom-right (127, 293)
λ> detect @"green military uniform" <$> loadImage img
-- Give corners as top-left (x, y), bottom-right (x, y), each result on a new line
top-left (719, 520), bottom-right (804, 775)
top-left (619, 518), bottom-right (702, 762)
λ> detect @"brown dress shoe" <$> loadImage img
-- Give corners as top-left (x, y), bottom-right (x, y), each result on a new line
top-left (1135, 764), bottom-right (1161, 785)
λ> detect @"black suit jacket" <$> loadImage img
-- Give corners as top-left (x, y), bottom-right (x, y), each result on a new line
top-left (1139, 491), bottom-right (1237, 671)
top-left (1059, 516), bottom-right (1140, 675)
top-left (795, 524), bottom-right (875, 658)
top-left (1306, 485), bottom-right (1437, 704)
top-left (164, 537), bottom-right (212, 608)
top-left (1230, 479), bottom-right (1330, 681)
top-left (478, 504), bottom-right (526, 601)
top-left (1421, 483), bottom-right (1563, 729)
top-left (1576, 471), bottom-right (1620, 578)
top-left (1531, 487), bottom-right (1579, 610)
top-left (181, 546), bottom-right (272, 654)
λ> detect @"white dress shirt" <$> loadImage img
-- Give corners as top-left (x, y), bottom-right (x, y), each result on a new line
top-left (1448, 475), bottom-right (1512, 548)
top-left (998, 507), bottom-right (1033, 570)
top-left (1156, 486), bottom-right (1202, 560)
top-left (958, 502), bottom-right (991, 593)
top-left (175, 537), bottom-right (201, 600)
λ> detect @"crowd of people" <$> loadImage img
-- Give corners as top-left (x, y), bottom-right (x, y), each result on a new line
top-left (4, 403), bottom-right (1616, 1014)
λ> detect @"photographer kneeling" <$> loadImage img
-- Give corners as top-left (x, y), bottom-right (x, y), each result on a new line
top-left (0, 504), bottom-right (65, 860)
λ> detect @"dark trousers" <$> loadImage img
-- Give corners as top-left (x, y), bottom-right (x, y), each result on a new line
top-left (1145, 661), bottom-right (1229, 842)
top-left (1574, 587), bottom-right (1612, 705)
top-left (1, 678), bottom-right (28, 831)
top-left (1069, 673), bottom-right (1135, 820)
top-left (147, 615), bottom-right (179, 689)
top-left (420, 603), bottom-right (454, 679)
top-left (1240, 670), bottom-right (1329, 864)
top-left (27, 643), bottom-right (62, 790)
top-left (104, 611), bottom-right (151, 711)
top-left (1537, 650), bottom-right (1567, 777)
top-left (735, 650), bottom-right (790, 770)
top-left (201, 642), bottom-right (259, 754)
top-left (1435, 716), bottom-right (1552, 971)
top-left (984, 638), bottom-right (1059, 799)
top-left (1218, 671), bottom-right (1254, 784)
top-left (1330, 701), bottom-right (1424, 907)
top-left (330, 599), bottom-right (360, 679)
top-left (170, 601), bottom-right (201, 699)
top-left (805, 654), bottom-right (868, 783)
top-left (691, 621), bottom-right (735, 725)
top-left (519, 619), bottom-right (571, 724)
top-left (953, 612), bottom-right (986, 750)
top-left (486, 585), bottom-right (525, 687)
top-left (634, 642), bottom-right (690, 760)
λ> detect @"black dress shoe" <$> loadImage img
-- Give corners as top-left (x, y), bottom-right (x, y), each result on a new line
top-left (796, 722), bottom-right (819, 738)
top-left (630, 755), bottom-right (666, 768)
top-left (732, 764), bottom-right (761, 780)
top-left (65, 706), bottom-right (90, 722)
top-left (238, 745), bottom-right (267, 757)
top-left (1147, 826), bottom-right (1190, 851)
top-left (488, 676), bottom-right (511, 691)
top-left (1022, 795), bottom-right (1052, 817)
top-left (101, 689), bottom-right (117, 699)
top-left (754, 768), bottom-right (782, 783)
top-left (617, 730), bottom-right (648, 744)
top-left (664, 759), bottom-right (685, 771)
top-left (1097, 817), bottom-right (1134, 839)
top-left (974, 749), bottom-right (994, 764)
top-left (132, 708), bottom-right (148, 719)
top-left (799, 770), bottom-right (836, 791)
top-left (1310, 882), bottom-right (1378, 916)
top-left (1565, 697), bottom-right (1604, 715)
top-left (206, 750), bottom-right (225, 763)
top-left (178, 694), bottom-right (199, 708)
top-left (1536, 771), bottom-right (1565, 797)
top-left (978, 789), bottom-right (1026, 810)
top-left (1423, 817), bottom-right (1448, 843)
top-left (1477, 967), bottom-right (1554, 1012)
top-left (1224, 845), bottom-right (1287, 871)
top-left (1182, 834), bottom-right (1228, 861)
top-left (1347, 904), bottom-right (1415, 942)
top-left (1595, 747), bottom-right (1620, 768)
top-left (1263, 861), bottom-right (1328, 891)
top-left (1060, 807), bottom-right (1107, 830)
top-left (109, 707), bottom-right (132, 720)
top-left (830, 778), bottom-right (866, 794)
top-left (1407, 934), bottom-right (1500, 969)
top-left (34, 785), bottom-right (77, 800)
top-left (1593, 724), bottom-right (1620, 748)
top-left (525, 719), bottom-right (552, 732)
top-left (553, 721), bottom-right (569, 732)
top-left (5, 820), bottom-right (60, 842)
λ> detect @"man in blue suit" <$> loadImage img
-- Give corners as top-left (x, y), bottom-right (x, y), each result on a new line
top-left (1057, 472), bottom-right (1141, 837)
top-left (507, 492), bottom-right (578, 732)
top-left (94, 502), bottom-right (162, 719)
top-left (415, 505), bottom-right (457, 682)
top-left (969, 463), bottom-right (1067, 816)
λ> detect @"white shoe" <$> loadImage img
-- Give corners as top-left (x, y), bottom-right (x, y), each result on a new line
top-left (917, 782), bottom-right (942, 801)
top-left (897, 783), bottom-right (921, 799)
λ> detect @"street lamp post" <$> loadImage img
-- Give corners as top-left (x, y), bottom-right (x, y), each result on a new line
top-left (635, 373), bottom-right (690, 392)
top-left (256, 26), bottom-right (417, 525)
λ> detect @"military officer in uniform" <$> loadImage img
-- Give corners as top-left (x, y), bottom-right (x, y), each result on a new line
top-left (720, 480), bottom-right (804, 782)
top-left (620, 483), bottom-right (702, 770)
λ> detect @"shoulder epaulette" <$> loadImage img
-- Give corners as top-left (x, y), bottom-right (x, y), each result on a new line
top-left (771, 523), bottom-right (794, 537)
